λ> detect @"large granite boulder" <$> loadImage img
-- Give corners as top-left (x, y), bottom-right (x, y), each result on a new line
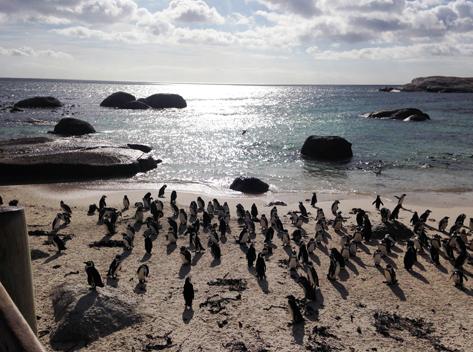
top-left (52, 118), bottom-right (96, 136)
top-left (372, 221), bottom-right (414, 241)
top-left (366, 108), bottom-right (430, 122)
top-left (100, 91), bottom-right (136, 108)
top-left (0, 137), bottom-right (159, 184)
top-left (121, 100), bottom-right (150, 110)
top-left (50, 284), bottom-right (142, 347)
top-left (230, 177), bottom-right (269, 194)
top-left (401, 76), bottom-right (473, 93)
top-left (14, 96), bottom-right (63, 108)
top-left (144, 94), bottom-right (187, 109)
top-left (301, 136), bottom-right (353, 161)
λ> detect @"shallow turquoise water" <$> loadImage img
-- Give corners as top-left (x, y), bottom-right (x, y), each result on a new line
top-left (1, 78), bottom-right (472, 194)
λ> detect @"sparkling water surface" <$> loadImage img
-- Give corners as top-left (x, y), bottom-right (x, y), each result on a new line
top-left (1, 78), bottom-right (472, 195)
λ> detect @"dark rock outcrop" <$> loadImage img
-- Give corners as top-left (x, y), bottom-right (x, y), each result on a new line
top-left (0, 137), bottom-right (159, 184)
top-left (127, 144), bottom-right (152, 153)
top-left (144, 94), bottom-right (187, 109)
top-left (52, 118), bottom-right (96, 136)
top-left (401, 76), bottom-right (473, 93)
top-left (50, 284), bottom-right (142, 347)
top-left (366, 108), bottom-right (430, 122)
top-left (121, 100), bottom-right (150, 110)
top-left (230, 177), bottom-right (269, 194)
top-left (372, 221), bottom-right (414, 241)
top-left (14, 96), bottom-right (63, 108)
top-left (100, 91), bottom-right (136, 108)
top-left (301, 136), bottom-right (353, 161)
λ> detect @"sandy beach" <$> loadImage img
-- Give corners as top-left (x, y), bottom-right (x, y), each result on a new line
top-left (1, 184), bottom-right (472, 352)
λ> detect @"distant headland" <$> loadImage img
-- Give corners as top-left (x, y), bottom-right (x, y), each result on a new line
top-left (380, 76), bottom-right (473, 93)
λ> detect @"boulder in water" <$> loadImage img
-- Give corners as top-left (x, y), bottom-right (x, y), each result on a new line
top-left (366, 108), bottom-right (430, 121)
top-left (14, 96), bottom-right (63, 108)
top-left (52, 118), bottom-right (96, 136)
top-left (301, 135), bottom-right (353, 161)
top-left (372, 221), bottom-right (414, 241)
top-left (50, 284), bottom-right (142, 347)
top-left (144, 93), bottom-right (187, 109)
top-left (100, 91), bottom-right (136, 108)
top-left (121, 100), bottom-right (150, 110)
top-left (230, 177), bottom-right (269, 194)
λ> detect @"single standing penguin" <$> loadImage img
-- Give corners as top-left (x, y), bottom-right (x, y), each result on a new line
top-left (210, 241), bottom-right (221, 260)
top-left (180, 246), bottom-right (192, 265)
top-left (410, 212), bottom-right (420, 226)
top-left (390, 204), bottom-right (401, 221)
top-left (419, 210), bottom-right (431, 223)
top-left (183, 277), bottom-right (194, 309)
top-left (451, 269), bottom-right (468, 289)
top-left (170, 190), bottom-right (177, 205)
top-left (251, 203), bottom-right (258, 220)
top-left (372, 195), bottom-right (384, 210)
top-left (383, 264), bottom-right (397, 285)
top-left (287, 295), bottom-right (304, 324)
top-left (430, 244), bottom-right (440, 266)
top-left (158, 184), bottom-right (167, 198)
top-left (60, 200), bottom-right (72, 215)
top-left (107, 254), bottom-right (122, 279)
top-left (123, 195), bottom-right (130, 210)
top-left (306, 262), bottom-right (319, 288)
top-left (85, 261), bottom-right (104, 289)
top-left (327, 256), bottom-right (340, 280)
top-left (331, 200), bottom-right (340, 216)
top-left (99, 195), bottom-right (107, 210)
top-left (299, 202), bottom-right (308, 218)
top-left (144, 233), bottom-right (153, 254)
top-left (288, 250), bottom-right (299, 271)
top-left (307, 238), bottom-right (316, 254)
top-left (298, 276), bottom-right (316, 301)
top-left (255, 253), bottom-right (266, 280)
top-left (403, 241), bottom-right (417, 270)
top-left (438, 216), bottom-right (449, 232)
top-left (137, 264), bottom-right (149, 287)
top-left (246, 243), bottom-right (256, 267)
top-left (52, 234), bottom-right (66, 253)
top-left (298, 242), bottom-right (309, 265)
top-left (395, 193), bottom-right (406, 207)
top-left (310, 192), bottom-right (318, 208)
top-left (373, 248), bottom-right (382, 266)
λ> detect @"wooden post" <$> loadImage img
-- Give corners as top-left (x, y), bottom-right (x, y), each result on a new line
top-left (0, 206), bottom-right (37, 334)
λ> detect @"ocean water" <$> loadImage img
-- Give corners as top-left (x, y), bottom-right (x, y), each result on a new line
top-left (1, 77), bottom-right (473, 195)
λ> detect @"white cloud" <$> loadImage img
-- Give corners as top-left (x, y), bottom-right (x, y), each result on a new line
top-left (0, 46), bottom-right (73, 59)
top-left (164, 0), bottom-right (224, 24)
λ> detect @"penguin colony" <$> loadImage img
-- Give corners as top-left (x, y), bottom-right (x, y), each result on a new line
top-left (5, 189), bottom-right (472, 329)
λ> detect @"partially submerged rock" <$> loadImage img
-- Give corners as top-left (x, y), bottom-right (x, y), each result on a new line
top-left (143, 93), bottom-right (187, 109)
top-left (366, 108), bottom-right (430, 122)
top-left (100, 91), bottom-right (136, 108)
top-left (52, 118), bottom-right (96, 136)
top-left (121, 100), bottom-right (150, 110)
top-left (50, 284), bottom-right (142, 347)
top-left (372, 221), bottom-right (414, 241)
top-left (14, 96), bottom-right (63, 109)
top-left (0, 137), bottom-right (159, 184)
top-left (230, 177), bottom-right (269, 194)
top-left (301, 135), bottom-right (353, 161)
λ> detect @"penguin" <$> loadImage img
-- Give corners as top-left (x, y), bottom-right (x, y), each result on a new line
top-left (372, 195), bottom-right (384, 210)
top-left (288, 250), bottom-right (299, 271)
top-left (316, 208), bottom-right (325, 221)
top-left (146, 218), bottom-right (159, 237)
top-left (430, 244), bottom-right (440, 266)
top-left (180, 246), bottom-right (192, 265)
top-left (210, 241), bottom-right (221, 260)
top-left (383, 264), bottom-right (397, 285)
top-left (331, 200), bottom-right (340, 216)
top-left (451, 269), bottom-right (468, 289)
top-left (298, 242), bottom-right (309, 265)
top-left (333, 212), bottom-right (343, 231)
top-left (299, 202), bottom-right (308, 218)
top-left (246, 243), bottom-right (256, 267)
top-left (331, 248), bottom-right (345, 269)
top-left (122, 234), bottom-right (134, 251)
top-left (327, 256), bottom-right (340, 280)
top-left (52, 213), bottom-right (63, 232)
top-left (218, 217), bottom-right (227, 238)
top-left (8, 200), bottom-right (19, 206)
top-left (373, 248), bottom-right (382, 266)
top-left (355, 209), bottom-right (365, 227)
top-left (310, 192), bottom-right (317, 208)
top-left (122, 195), bottom-right (130, 211)
top-left (255, 253), bottom-right (266, 280)
top-left (207, 201), bottom-right (214, 217)
top-left (137, 264), bottom-right (149, 286)
top-left (438, 216), bottom-right (449, 232)
top-left (298, 276), bottom-right (316, 301)
top-left (287, 295), bottom-right (304, 324)
top-left (349, 240), bottom-right (357, 257)
top-left (144, 233), bottom-right (153, 254)
top-left (380, 208), bottom-right (391, 223)
top-left (352, 227), bottom-right (363, 243)
top-left (341, 243), bottom-right (350, 261)
top-left (193, 233), bottom-right (205, 252)
top-left (265, 227), bottom-right (274, 244)
top-left (158, 184), bottom-right (167, 198)
top-left (107, 254), bottom-right (122, 279)
top-left (431, 235), bottom-right (441, 250)
top-left (60, 200), bottom-right (72, 215)
top-left (442, 239), bottom-right (454, 260)
top-left (99, 195), bottom-right (107, 210)
top-left (419, 210), bottom-right (431, 223)
top-left (261, 242), bottom-right (272, 257)
top-left (238, 227), bottom-right (250, 245)
top-left (403, 241), bottom-right (417, 270)
top-left (52, 234), bottom-right (66, 252)
top-left (455, 214), bottom-right (466, 227)
top-left (383, 234), bottom-right (395, 254)
top-left (394, 193), bottom-right (406, 206)
top-left (236, 204), bottom-right (245, 222)
top-left (170, 190), bottom-right (177, 205)
top-left (183, 277), bottom-right (194, 309)
top-left (306, 262), bottom-right (319, 288)
top-left (282, 231), bottom-right (291, 247)
top-left (260, 213), bottom-right (268, 231)
top-left (307, 238), bottom-right (316, 254)
top-left (135, 206), bottom-right (144, 223)
top-left (87, 204), bottom-right (98, 216)
top-left (410, 212), bottom-right (420, 226)
top-left (390, 204), bottom-right (401, 221)
top-left (84, 261), bottom-right (104, 289)
top-left (197, 197), bottom-right (205, 212)
top-left (251, 203), bottom-right (258, 221)
top-left (378, 241), bottom-right (387, 257)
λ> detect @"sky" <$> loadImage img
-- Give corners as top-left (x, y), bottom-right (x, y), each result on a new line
top-left (0, 0), bottom-right (473, 84)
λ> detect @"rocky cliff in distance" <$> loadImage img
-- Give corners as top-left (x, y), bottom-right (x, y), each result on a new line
top-left (381, 76), bottom-right (473, 93)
